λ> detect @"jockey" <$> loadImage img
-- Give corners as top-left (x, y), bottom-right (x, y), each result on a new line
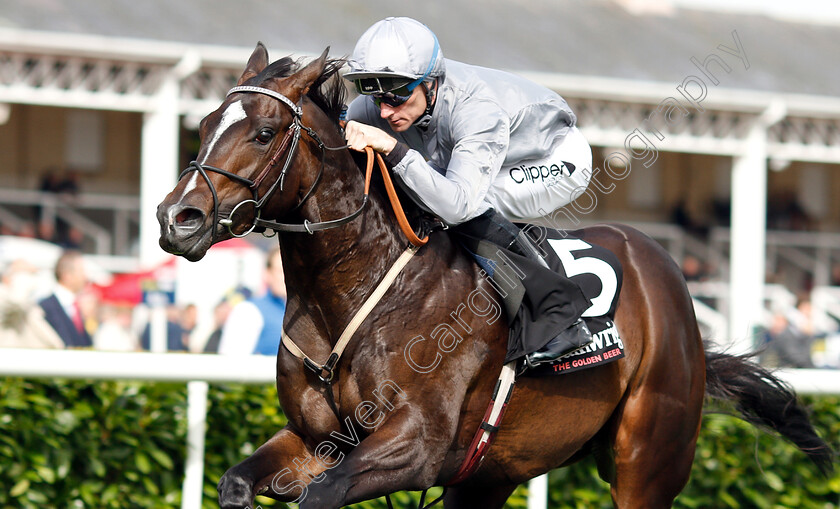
top-left (343, 17), bottom-right (594, 368)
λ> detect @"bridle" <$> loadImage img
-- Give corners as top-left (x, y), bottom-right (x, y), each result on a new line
top-left (178, 85), bottom-right (367, 242)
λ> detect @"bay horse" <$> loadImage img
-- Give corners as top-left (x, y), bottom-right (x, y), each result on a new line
top-left (157, 44), bottom-right (832, 509)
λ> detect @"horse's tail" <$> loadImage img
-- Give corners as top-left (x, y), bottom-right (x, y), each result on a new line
top-left (704, 347), bottom-right (835, 475)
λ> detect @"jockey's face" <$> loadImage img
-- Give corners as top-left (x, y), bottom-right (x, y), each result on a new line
top-left (377, 85), bottom-right (427, 132)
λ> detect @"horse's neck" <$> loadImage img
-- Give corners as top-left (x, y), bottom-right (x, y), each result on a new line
top-left (279, 151), bottom-right (407, 342)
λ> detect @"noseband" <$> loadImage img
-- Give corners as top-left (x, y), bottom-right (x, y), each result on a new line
top-left (178, 85), bottom-right (367, 240)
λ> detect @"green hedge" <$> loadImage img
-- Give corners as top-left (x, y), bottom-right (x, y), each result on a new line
top-left (1, 379), bottom-right (838, 508)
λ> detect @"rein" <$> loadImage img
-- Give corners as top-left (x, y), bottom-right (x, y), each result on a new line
top-left (254, 148), bottom-right (428, 248)
top-left (178, 86), bottom-right (429, 247)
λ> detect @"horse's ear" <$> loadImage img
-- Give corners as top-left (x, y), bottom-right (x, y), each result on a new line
top-left (237, 42), bottom-right (269, 86)
top-left (293, 47), bottom-right (330, 95)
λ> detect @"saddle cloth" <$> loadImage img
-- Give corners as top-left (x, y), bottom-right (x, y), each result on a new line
top-left (523, 227), bottom-right (625, 377)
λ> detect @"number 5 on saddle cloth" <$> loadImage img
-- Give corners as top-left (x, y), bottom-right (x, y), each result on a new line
top-left (456, 221), bottom-right (624, 375)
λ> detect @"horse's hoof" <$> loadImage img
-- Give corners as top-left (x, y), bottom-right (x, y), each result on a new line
top-left (218, 472), bottom-right (254, 509)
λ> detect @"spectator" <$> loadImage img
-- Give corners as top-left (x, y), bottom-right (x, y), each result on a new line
top-left (16, 222), bottom-right (37, 239)
top-left (767, 190), bottom-right (812, 231)
top-left (711, 198), bottom-right (731, 227)
top-left (762, 309), bottom-right (815, 369)
top-left (681, 255), bottom-right (707, 282)
top-left (54, 171), bottom-right (82, 246)
top-left (35, 169), bottom-right (61, 225)
top-left (203, 287), bottom-right (251, 354)
top-left (60, 226), bottom-right (85, 250)
top-left (38, 250), bottom-right (93, 348)
top-left (39, 169), bottom-right (61, 194)
top-left (39, 167), bottom-right (80, 200)
top-left (204, 300), bottom-right (232, 353)
top-left (56, 170), bottom-right (81, 197)
top-left (93, 304), bottom-right (138, 352)
top-left (77, 287), bottom-right (100, 338)
top-left (0, 259), bottom-right (63, 348)
top-left (37, 220), bottom-right (57, 244)
top-left (140, 304), bottom-right (188, 352)
top-left (670, 199), bottom-right (709, 238)
top-left (38, 167), bottom-right (82, 246)
top-left (830, 263), bottom-right (840, 287)
top-left (218, 248), bottom-right (286, 355)
top-left (180, 303), bottom-right (198, 351)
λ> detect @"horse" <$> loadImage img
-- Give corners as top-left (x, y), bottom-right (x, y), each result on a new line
top-left (156, 44), bottom-right (833, 509)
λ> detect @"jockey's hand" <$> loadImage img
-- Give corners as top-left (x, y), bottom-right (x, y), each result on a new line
top-left (344, 121), bottom-right (397, 155)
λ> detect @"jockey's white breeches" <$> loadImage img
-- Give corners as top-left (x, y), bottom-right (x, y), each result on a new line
top-left (487, 126), bottom-right (593, 225)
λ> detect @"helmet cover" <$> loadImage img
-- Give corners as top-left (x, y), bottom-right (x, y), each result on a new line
top-left (344, 17), bottom-right (445, 87)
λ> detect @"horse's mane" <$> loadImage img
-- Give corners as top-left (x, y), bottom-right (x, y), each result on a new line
top-left (249, 56), bottom-right (347, 124)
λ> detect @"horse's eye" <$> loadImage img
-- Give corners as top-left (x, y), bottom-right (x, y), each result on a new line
top-left (256, 128), bottom-right (274, 144)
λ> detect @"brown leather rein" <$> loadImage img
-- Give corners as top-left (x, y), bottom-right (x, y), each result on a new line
top-left (250, 145), bottom-right (429, 247)
top-left (366, 148), bottom-right (429, 247)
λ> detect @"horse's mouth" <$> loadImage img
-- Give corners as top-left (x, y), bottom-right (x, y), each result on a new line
top-left (158, 226), bottom-right (215, 262)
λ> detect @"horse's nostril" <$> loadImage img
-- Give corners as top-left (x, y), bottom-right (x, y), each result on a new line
top-left (166, 206), bottom-right (205, 234)
top-left (176, 208), bottom-right (203, 226)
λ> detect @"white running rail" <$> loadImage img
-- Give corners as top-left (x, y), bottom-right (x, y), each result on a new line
top-left (1, 348), bottom-right (838, 509)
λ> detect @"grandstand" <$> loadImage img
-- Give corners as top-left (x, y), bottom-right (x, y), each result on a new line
top-left (1, 0), bottom-right (839, 358)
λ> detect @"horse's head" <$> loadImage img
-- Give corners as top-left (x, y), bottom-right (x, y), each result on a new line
top-left (157, 44), bottom-right (345, 261)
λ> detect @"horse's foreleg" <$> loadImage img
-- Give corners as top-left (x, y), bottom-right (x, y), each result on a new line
top-left (299, 406), bottom-right (450, 509)
top-left (218, 425), bottom-right (319, 509)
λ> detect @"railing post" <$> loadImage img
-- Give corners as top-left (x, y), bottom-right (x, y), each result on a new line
top-left (527, 473), bottom-right (548, 509)
top-left (139, 75), bottom-right (179, 268)
top-left (182, 380), bottom-right (209, 509)
top-left (139, 51), bottom-right (201, 268)
top-left (728, 101), bottom-right (786, 354)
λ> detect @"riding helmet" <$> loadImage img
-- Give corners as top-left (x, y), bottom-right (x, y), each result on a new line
top-left (344, 17), bottom-right (445, 93)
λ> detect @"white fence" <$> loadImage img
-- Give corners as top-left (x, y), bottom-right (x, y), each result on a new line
top-left (1, 348), bottom-right (839, 509)
top-left (0, 349), bottom-right (274, 509)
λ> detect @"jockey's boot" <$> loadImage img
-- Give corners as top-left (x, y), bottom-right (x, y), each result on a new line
top-left (452, 209), bottom-right (593, 365)
top-left (524, 318), bottom-right (592, 368)
top-left (508, 231), bottom-right (593, 368)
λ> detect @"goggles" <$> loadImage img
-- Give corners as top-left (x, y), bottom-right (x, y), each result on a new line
top-left (355, 77), bottom-right (421, 108)
top-left (373, 89), bottom-right (414, 108)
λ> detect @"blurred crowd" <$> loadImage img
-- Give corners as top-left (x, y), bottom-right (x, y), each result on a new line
top-left (0, 247), bottom-right (286, 356)
top-left (680, 253), bottom-right (840, 370)
top-left (671, 184), bottom-right (840, 369)
top-left (2, 173), bottom-right (838, 367)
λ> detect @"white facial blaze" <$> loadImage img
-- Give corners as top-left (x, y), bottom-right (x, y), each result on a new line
top-left (201, 100), bottom-right (247, 163)
top-left (180, 100), bottom-right (248, 201)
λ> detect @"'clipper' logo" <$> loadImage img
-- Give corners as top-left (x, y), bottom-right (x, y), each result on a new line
top-left (509, 161), bottom-right (576, 184)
